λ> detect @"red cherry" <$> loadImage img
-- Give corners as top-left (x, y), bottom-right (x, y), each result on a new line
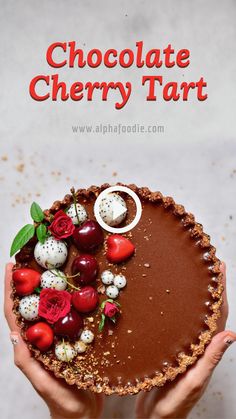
top-left (106, 234), bottom-right (135, 263)
top-left (72, 286), bottom-right (99, 313)
top-left (72, 254), bottom-right (98, 285)
top-left (73, 220), bottom-right (104, 251)
top-left (26, 322), bottom-right (54, 352)
top-left (12, 268), bottom-right (41, 296)
top-left (54, 309), bottom-right (83, 340)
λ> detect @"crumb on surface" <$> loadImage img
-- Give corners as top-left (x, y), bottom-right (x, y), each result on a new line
top-left (16, 163), bottom-right (25, 173)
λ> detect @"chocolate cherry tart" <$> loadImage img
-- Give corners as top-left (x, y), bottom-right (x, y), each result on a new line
top-left (10, 185), bottom-right (223, 396)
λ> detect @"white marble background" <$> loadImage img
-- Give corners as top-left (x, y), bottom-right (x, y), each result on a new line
top-left (0, 1), bottom-right (236, 418)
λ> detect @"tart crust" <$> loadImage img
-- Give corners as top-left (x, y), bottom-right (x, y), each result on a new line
top-left (11, 184), bottom-right (223, 396)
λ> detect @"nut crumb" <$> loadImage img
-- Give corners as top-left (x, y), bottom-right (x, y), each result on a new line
top-left (144, 263), bottom-right (150, 268)
top-left (87, 317), bottom-right (94, 323)
top-left (127, 329), bottom-right (132, 334)
top-left (97, 284), bottom-right (106, 294)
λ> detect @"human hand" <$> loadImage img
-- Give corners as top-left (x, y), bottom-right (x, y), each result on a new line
top-left (4, 263), bottom-right (104, 419)
top-left (135, 262), bottom-right (236, 419)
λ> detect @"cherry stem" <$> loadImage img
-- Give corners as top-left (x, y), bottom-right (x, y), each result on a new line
top-left (48, 269), bottom-right (81, 291)
top-left (62, 338), bottom-right (71, 363)
top-left (65, 279), bottom-right (80, 291)
top-left (70, 186), bottom-right (80, 225)
top-left (66, 272), bottom-right (81, 279)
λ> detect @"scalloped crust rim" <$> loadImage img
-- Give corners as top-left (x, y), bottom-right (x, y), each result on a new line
top-left (12, 183), bottom-right (223, 396)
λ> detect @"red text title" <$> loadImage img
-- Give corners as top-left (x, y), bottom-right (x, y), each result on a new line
top-left (29, 41), bottom-right (208, 109)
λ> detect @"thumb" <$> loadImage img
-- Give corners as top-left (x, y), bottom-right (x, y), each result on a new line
top-left (9, 331), bottom-right (53, 392)
top-left (193, 330), bottom-right (236, 380)
top-left (10, 331), bottom-right (33, 371)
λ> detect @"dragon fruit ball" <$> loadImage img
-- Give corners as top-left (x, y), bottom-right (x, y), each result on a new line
top-left (55, 341), bottom-right (77, 362)
top-left (40, 269), bottom-right (67, 290)
top-left (99, 193), bottom-right (127, 227)
top-left (19, 294), bottom-right (40, 321)
top-left (66, 203), bottom-right (87, 225)
top-left (34, 236), bottom-right (68, 269)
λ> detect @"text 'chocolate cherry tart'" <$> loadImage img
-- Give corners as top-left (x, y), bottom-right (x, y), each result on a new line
top-left (11, 184), bottom-right (223, 396)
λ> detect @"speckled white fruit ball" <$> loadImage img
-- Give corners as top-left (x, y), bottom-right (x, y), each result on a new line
top-left (106, 285), bottom-right (119, 299)
top-left (113, 274), bottom-right (127, 289)
top-left (34, 236), bottom-right (68, 269)
top-left (74, 340), bottom-right (87, 353)
top-left (66, 203), bottom-right (87, 225)
top-left (19, 294), bottom-right (40, 321)
top-left (99, 193), bottom-right (127, 227)
top-left (55, 342), bottom-right (77, 362)
top-left (101, 270), bottom-right (114, 285)
top-left (40, 269), bottom-right (67, 291)
top-left (80, 329), bottom-right (94, 344)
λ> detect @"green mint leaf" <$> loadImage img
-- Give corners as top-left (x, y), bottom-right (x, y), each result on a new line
top-left (34, 287), bottom-right (42, 294)
top-left (30, 202), bottom-right (44, 223)
top-left (98, 314), bottom-right (106, 332)
top-left (101, 301), bottom-right (105, 310)
top-left (36, 224), bottom-right (47, 243)
top-left (10, 224), bottom-right (35, 257)
top-left (110, 316), bottom-right (116, 323)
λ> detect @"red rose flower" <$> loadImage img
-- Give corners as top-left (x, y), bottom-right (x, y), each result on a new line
top-left (104, 301), bottom-right (119, 318)
top-left (49, 210), bottom-right (75, 240)
top-left (39, 289), bottom-right (71, 324)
